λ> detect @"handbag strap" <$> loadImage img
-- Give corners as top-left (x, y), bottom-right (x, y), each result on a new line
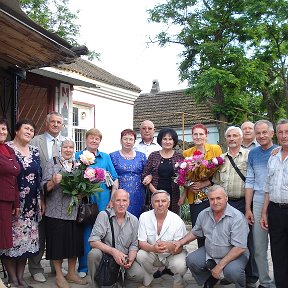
top-left (105, 210), bottom-right (116, 248)
top-left (227, 155), bottom-right (246, 182)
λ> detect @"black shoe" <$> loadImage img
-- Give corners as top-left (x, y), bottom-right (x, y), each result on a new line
top-left (220, 278), bottom-right (232, 285)
top-left (203, 276), bottom-right (218, 288)
top-left (161, 268), bottom-right (174, 276)
top-left (153, 269), bottom-right (162, 278)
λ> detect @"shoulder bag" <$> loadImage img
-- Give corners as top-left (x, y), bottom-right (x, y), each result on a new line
top-left (227, 155), bottom-right (246, 182)
top-left (94, 210), bottom-right (121, 287)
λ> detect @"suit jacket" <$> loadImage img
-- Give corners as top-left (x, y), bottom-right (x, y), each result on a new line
top-left (0, 145), bottom-right (20, 207)
top-left (31, 133), bottom-right (64, 171)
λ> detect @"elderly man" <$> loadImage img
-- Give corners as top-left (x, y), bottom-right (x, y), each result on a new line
top-left (245, 120), bottom-right (276, 288)
top-left (260, 119), bottom-right (288, 287)
top-left (134, 120), bottom-right (161, 158)
top-left (175, 185), bottom-right (249, 288)
top-left (88, 189), bottom-right (143, 288)
top-left (213, 126), bottom-right (258, 287)
top-left (28, 111), bottom-right (65, 282)
top-left (241, 121), bottom-right (259, 150)
top-left (136, 190), bottom-right (187, 288)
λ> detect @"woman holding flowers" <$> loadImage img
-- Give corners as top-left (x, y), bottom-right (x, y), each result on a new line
top-left (182, 123), bottom-right (222, 247)
top-left (42, 138), bottom-right (87, 288)
top-left (142, 128), bottom-right (184, 215)
top-left (75, 128), bottom-right (118, 278)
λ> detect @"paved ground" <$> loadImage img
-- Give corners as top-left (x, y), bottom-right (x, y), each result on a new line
top-left (1, 226), bottom-right (274, 288)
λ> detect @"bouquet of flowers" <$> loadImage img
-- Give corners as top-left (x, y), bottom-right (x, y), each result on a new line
top-left (174, 150), bottom-right (225, 203)
top-left (60, 150), bottom-right (106, 215)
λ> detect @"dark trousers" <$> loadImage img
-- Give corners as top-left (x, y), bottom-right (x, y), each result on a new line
top-left (268, 202), bottom-right (288, 288)
top-left (189, 200), bottom-right (210, 248)
top-left (228, 198), bottom-right (258, 283)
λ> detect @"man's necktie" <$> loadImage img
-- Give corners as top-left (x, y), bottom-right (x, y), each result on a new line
top-left (52, 138), bottom-right (59, 157)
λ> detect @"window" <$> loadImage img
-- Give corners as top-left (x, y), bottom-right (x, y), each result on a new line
top-left (74, 128), bottom-right (86, 151)
top-left (73, 107), bottom-right (79, 126)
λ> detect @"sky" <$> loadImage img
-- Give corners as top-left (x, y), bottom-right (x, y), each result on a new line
top-left (69, 0), bottom-right (188, 93)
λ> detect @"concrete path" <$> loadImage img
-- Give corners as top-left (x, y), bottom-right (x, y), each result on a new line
top-left (1, 231), bottom-right (274, 288)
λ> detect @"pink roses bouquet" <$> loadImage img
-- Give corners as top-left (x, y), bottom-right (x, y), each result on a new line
top-left (175, 150), bottom-right (224, 203)
top-left (60, 150), bottom-right (106, 214)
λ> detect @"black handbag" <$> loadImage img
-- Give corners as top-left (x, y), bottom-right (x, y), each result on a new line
top-left (143, 187), bottom-right (152, 212)
top-left (76, 200), bottom-right (99, 225)
top-left (94, 210), bottom-right (121, 286)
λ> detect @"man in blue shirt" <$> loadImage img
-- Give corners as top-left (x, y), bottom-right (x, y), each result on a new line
top-left (245, 120), bottom-right (276, 288)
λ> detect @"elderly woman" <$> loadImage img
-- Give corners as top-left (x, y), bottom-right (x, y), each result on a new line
top-left (42, 139), bottom-right (87, 288)
top-left (142, 128), bottom-right (184, 215)
top-left (1, 119), bottom-right (41, 288)
top-left (0, 118), bottom-right (20, 251)
top-left (76, 128), bottom-right (118, 278)
top-left (110, 128), bottom-right (147, 218)
top-left (182, 123), bottom-right (222, 247)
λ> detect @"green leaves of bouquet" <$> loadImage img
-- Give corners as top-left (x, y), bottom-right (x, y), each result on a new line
top-left (60, 150), bottom-right (106, 215)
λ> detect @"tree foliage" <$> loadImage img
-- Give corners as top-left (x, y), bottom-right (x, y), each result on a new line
top-left (148, 0), bottom-right (288, 146)
top-left (20, 0), bottom-right (100, 59)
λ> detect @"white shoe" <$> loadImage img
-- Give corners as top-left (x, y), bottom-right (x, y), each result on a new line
top-left (61, 268), bottom-right (68, 276)
top-left (78, 272), bottom-right (87, 278)
top-left (32, 272), bottom-right (46, 283)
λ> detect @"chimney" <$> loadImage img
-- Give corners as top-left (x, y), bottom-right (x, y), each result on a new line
top-left (150, 79), bottom-right (160, 94)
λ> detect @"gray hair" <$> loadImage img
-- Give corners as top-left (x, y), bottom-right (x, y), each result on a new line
top-left (61, 138), bottom-right (75, 147)
top-left (151, 190), bottom-right (171, 202)
top-left (111, 189), bottom-right (130, 201)
top-left (276, 119), bottom-right (288, 131)
top-left (207, 185), bottom-right (228, 196)
top-left (225, 126), bottom-right (243, 138)
top-left (241, 121), bottom-right (254, 130)
top-left (46, 111), bottom-right (63, 123)
top-left (254, 120), bottom-right (274, 132)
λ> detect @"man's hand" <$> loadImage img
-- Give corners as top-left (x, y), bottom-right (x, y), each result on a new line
top-left (154, 241), bottom-right (169, 253)
top-left (111, 248), bottom-right (128, 266)
top-left (245, 210), bottom-right (254, 225)
top-left (12, 208), bottom-right (20, 217)
top-left (211, 263), bottom-right (223, 279)
top-left (260, 213), bottom-right (269, 230)
top-left (173, 240), bottom-right (183, 253)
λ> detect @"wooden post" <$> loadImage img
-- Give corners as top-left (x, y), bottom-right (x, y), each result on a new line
top-left (182, 112), bottom-right (185, 151)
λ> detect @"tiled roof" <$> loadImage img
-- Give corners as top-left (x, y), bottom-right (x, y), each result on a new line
top-left (133, 89), bottom-right (216, 131)
top-left (57, 58), bottom-right (141, 92)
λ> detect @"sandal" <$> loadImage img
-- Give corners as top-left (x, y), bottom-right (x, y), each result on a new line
top-left (66, 275), bottom-right (88, 285)
top-left (56, 277), bottom-right (70, 288)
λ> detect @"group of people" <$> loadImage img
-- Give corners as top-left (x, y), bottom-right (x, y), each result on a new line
top-left (0, 112), bottom-right (287, 288)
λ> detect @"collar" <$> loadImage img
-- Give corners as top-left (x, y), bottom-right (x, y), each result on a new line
top-left (45, 132), bottom-right (61, 142)
top-left (241, 139), bottom-right (258, 149)
top-left (107, 208), bottom-right (130, 220)
top-left (139, 138), bottom-right (157, 145)
top-left (208, 203), bottom-right (233, 221)
top-left (226, 146), bottom-right (246, 157)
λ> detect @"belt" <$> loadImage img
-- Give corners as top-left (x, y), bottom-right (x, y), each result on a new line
top-left (228, 197), bottom-right (245, 201)
top-left (270, 201), bottom-right (288, 209)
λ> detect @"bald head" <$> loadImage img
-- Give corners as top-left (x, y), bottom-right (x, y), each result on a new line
top-left (140, 120), bottom-right (156, 144)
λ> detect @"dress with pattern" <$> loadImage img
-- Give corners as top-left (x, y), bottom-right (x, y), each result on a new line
top-left (0, 142), bottom-right (41, 258)
top-left (110, 150), bottom-right (147, 218)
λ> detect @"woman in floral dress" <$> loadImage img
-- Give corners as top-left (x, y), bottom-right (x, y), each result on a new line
top-left (1, 119), bottom-right (41, 288)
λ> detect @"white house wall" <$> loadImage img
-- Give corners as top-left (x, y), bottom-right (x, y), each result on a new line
top-left (72, 83), bottom-right (139, 154)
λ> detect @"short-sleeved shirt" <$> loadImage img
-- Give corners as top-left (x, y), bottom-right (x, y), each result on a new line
top-left (138, 210), bottom-right (187, 261)
top-left (192, 204), bottom-right (249, 260)
top-left (213, 147), bottom-right (249, 198)
top-left (134, 139), bottom-right (161, 158)
top-left (89, 208), bottom-right (139, 254)
top-left (264, 149), bottom-right (288, 204)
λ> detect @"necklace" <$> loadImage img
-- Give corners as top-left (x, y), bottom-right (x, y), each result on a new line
top-left (120, 150), bottom-right (135, 160)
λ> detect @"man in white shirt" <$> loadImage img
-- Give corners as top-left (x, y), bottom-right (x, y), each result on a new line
top-left (134, 120), bottom-right (161, 158)
top-left (136, 190), bottom-right (187, 288)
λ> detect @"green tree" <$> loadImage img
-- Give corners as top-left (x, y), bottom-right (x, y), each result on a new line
top-left (20, 0), bottom-right (99, 59)
top-left (148, 0), bottom-right (288, 146)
